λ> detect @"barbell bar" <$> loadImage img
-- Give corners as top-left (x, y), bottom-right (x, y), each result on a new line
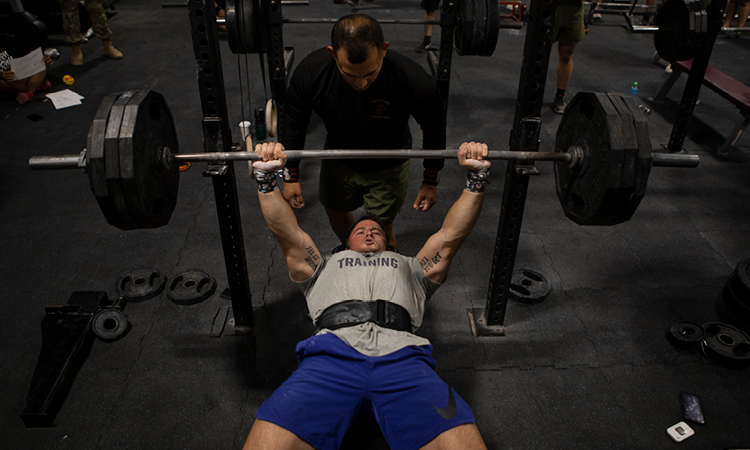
top-left (29, 147), bottom-right (699, 171)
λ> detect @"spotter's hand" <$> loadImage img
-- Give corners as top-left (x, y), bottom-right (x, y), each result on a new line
top-left (457, 141), bottom-right (490, 172)
top-left (252, 142), bottom-right (287, 173)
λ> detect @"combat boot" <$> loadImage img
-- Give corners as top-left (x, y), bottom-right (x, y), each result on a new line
top-left (102, 40), bottom-right (123, 60)
top-left (70, 44), bottom-right (83, 66)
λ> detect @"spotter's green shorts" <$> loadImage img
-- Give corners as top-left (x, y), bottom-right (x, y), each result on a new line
top-left (319, 159), bottom-right (410, 225)
top-left (553, 2), bottom-right (585, 45)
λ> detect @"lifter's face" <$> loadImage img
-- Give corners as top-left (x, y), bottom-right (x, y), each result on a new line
top-left (327, 43), bottom-right (389, 91)
top-left (347, 220), bottom-right (388, 253)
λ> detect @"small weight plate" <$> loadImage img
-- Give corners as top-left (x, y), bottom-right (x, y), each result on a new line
top-left (732, 258), bottom-right (750, 300)
top-left (167, 270), bottom-right (217, 305)
top-left (701, 322), bottom-right (750, 366)
top-left (115, 267), bottom-right (167, 302)
top-left (509, 269), bottom-right (551, 304)
top-left (666, 321), bottom-right (705, 349)
top-left (92, 309), bottom-right (129, 341)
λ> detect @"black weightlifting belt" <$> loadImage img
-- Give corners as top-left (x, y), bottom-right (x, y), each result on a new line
top-left (313, 300), bottom-right (412, 335)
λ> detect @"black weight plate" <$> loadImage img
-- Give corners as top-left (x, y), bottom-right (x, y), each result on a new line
top-left (116, 267), bottom-right (167, 302)
top-left (104, 91), bottom-right (139, 230)
top-left (509, 269), bottom-right (551, 304)
top-left (555, 93), bottom-right (642, 225)
top-left (654, 0), bottom-right (695, 62)
top-left (701, 322), bottom-right (750, 365)
top-left (167, 270), bottom-right (217, 305)
top-left (732, 258), bottom-right (750, 300)
top-left (118, 90), bottom-right (180, 229)
top-left (723, 274), bottom-right (750, 326)
top-left (615, 92), bottom-right (653, 209)
top-left (226, 0), bottom-right (242, 53)
top-left (480, 0), bottom-right (499, 56)
top-left (605, 93), bottom-right (639, 190)
top-left (455, 0), bottom-right (476, 55)
top-left (666, 321), bottom-right (705, 349)
top-left (92, 309), bottom-right (129, 341)
top-left (87, 93), bottom-right (120, 225)
top-left (469, 0), bottom-right (487, 56)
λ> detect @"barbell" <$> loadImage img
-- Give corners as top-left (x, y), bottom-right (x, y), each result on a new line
top-left (224, 0), bottom-right (503, 57)
top-left (28, 90), bottom-right (699, 230)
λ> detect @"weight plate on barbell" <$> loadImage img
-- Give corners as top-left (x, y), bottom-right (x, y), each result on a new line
top-left (480, 0), bottom-right (499, 57)
top-left (104, 91), bottom-right (140, 230)
top-left (612, 93), bottom-right (653, 210)
top-left (115, 267), bottom-right (167, 302)
top-left (118, 90), bottom-right (180, 229)
top-left (509, 269), bottom-right (551, 304)
top-left (654, 0), bottom-right (697, 62)
top-left (455, 0), bottom-right (480, 55)
top-left (87, 92), bottom-right (120, 225)
top-left (666, 321), bottom-right (705, 349)
top-left (555, 93), bottom-right (650, 226)
top-left (227, 0), bottom-right (263, 54)
top-left (701, 322), bottom-right (750, 366)
top-left (92, 308), bottom-right (129, 341)
top-left (167, 270), bottom-right (217, 305)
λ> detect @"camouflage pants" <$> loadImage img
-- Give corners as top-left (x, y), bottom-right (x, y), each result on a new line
top-left (57, 0), bottom-right (113, 45)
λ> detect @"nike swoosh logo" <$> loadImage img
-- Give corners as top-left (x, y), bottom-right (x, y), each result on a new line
top-left (433, 386), bottom-right (457, 420)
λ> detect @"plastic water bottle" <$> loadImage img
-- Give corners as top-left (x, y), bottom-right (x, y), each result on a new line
top-left (630, 82), bottom-right (639, 97)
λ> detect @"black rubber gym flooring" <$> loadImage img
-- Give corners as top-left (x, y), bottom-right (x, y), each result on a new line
top-left (1, 1), bottom-right (749, 449)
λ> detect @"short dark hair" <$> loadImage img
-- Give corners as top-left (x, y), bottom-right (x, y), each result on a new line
top-left (346, 213), bottom-right (389, 246)
top-left (331, 14), bottom-right (385, 64)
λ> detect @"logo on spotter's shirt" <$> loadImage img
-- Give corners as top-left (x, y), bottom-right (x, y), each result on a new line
top-left (337, 255), bottom-right (399, 269)
top-left (372, 99), bottom-right (390, 119)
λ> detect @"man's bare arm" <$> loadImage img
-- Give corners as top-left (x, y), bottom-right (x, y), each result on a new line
top-left (253, 143), bottom-right (321, 281)
top-left (417, 142), bottom-right (490, 283)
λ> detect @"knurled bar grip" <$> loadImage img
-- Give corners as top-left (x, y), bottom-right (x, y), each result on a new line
top-left (28, 150), bottom-right (700, 170)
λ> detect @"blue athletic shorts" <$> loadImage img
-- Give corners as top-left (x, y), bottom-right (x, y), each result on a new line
top-left (256, 333), bottom-right (475, 450)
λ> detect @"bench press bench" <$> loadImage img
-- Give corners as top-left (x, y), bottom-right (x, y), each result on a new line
top-left (654, 59), bottom-right (750, 157)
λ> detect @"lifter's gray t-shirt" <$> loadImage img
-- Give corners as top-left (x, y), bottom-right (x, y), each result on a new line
top-left (293, 250), bottom-right (441, 357)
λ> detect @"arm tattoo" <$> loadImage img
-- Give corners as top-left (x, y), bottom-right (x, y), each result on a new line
top-left (303, 246), bottom-right (320, 270)
top-left (420, 251), bottom-right (442, 273)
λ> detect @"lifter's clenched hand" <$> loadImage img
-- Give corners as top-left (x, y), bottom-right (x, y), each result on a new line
top-left (251, 142), bottom-right (287, 173)
top-left (457, 142), bottom-right (490, 171)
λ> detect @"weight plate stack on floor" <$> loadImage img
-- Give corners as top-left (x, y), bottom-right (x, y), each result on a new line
top-left (509, 269), bottom-right (551, 304)
top-left (554, 92), bottom-right (653, 226)
top-left (666, 321), bottom-right (705, 350)
top-left (115, 268), bottom-right (167, 302)
top-left (701, 322), bottom-right (750, 367)
top-left (167, 270), bottom-right (217, 305)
